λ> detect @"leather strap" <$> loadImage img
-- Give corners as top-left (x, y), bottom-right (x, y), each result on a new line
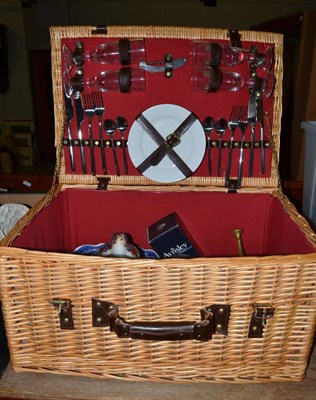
top-left (149, 112), bottom-right (198, 166)
top-left (119, 67), bottom-right (131, 92)
top-left (248, 304), bottom-right (274, 338)
top-left (228, 29), bottom-right (242, 48)
top-left (135, 113), bottom-right (193, 177)
top-left (119, 39), bottom-right (131, 66)
top-left (209, 43), bottom-right (222, 67)
top-left (117, 320), bottom-right (213, 341)
top-left (164, 53), bottom-right (174, 78)
top-left (208, 67), bottom-right (222, 92)
top-left (92, 299), bottom-right (230, 342)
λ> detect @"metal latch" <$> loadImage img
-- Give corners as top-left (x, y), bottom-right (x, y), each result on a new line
top-left (226, 178), bottom-right (238, 192)
top-left (248, 303), bottom-right (274, 338)
top-left (97, 177), bottom-right (111, 190)
top-left (228, 29), bottom-right (242, 48)
top-left (49, 298), bottom-right (74, 330)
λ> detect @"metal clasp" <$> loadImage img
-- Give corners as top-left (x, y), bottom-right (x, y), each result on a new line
top-left (249, 303), bottom-right (274, 338)
top-left (253, 303), bottom-right (274, 326)
top-left (49, 298), bottom-right (69, 315)
top-left (49, 298), bottom-right (74, 330)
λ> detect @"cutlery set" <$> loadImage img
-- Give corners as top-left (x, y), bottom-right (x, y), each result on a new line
top-left (64, 90), bottom-right (271, 183)
top-left (62, 37), bottom-right (273, 185)
top-left (203, 103), bottom-right (271, 188)
top-left (63, 89), bottom-right (129, 176)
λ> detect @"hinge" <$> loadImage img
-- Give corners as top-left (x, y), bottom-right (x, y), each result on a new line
top-left (226, 178), bottom-right (238, 192)
top-left (228, 29), bottom-right (242, 48)
top-left (97, 177), bottom-right (110, 190)
top-left (92, 26), bottom-right (108, 34)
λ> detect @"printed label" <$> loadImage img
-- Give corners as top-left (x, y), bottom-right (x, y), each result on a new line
top-left (163, 242), bottom-right (192, 258)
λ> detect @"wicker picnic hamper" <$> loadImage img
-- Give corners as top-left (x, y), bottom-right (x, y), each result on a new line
top-left (0, 25), bottom-right (316, 383)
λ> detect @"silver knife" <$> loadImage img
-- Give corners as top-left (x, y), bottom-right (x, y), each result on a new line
top-left (64, 92), bottom-right (75, 171)
top-left (74, 91), bottom-right (87, 174)
top-left (255, 89), bottom-right (266, 174)
top-left (248, 89), bottom-right (257, 177)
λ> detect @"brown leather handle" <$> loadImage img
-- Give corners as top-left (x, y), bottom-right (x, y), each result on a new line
top-left (92, 299), bottom-right (230, 342)
top-left (113, 318), bottom-right (212, 341)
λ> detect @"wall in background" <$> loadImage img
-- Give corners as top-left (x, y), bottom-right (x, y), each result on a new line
top-left (1, 0), bottom-right (316, 122)
top-left (0, 0), bottom-right (316, 166)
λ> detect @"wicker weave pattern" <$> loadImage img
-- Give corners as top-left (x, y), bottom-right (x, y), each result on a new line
top-left (1, 247), bottom-right (315, 383)
top-left (0, 26), bottom-right (315, 384)
top-left (49, 25), bottom-right (283, 188)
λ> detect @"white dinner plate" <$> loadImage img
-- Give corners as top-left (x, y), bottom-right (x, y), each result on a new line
top-left (128, 104), bottom-right (205, 183)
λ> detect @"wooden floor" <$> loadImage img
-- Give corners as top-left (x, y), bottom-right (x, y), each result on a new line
top-left (0, 347), bottom-right (315, 400)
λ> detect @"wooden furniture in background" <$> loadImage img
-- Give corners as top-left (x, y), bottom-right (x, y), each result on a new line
top-left (0, 173), bottom-right (53, 193)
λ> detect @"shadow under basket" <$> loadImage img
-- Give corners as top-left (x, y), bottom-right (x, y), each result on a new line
top-left (0, 186), bottom-right (315, 383)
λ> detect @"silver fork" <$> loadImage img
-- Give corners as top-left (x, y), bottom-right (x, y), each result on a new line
top-left (225, 105), bottom-right (240, 186)
top-left (92, 91), bottom-right (107, 175)
top-left (83, 93), bottom-right (96, 175)
top-left (237, 105), bottom-right (248, 188)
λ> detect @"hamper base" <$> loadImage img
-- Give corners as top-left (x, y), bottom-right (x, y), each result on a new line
top-left (10, 362), bottom-right (307, 383)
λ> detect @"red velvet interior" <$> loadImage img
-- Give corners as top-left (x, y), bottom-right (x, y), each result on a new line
top-left (61, 37), bottom-right (275, 178)
top-left (12, 189), bottom-right (315, 257)
top-left (21, 37), bottom-right (309, 258)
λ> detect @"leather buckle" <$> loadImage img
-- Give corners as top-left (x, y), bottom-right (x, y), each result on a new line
top-left (165, 132), bottom-right (181, 148)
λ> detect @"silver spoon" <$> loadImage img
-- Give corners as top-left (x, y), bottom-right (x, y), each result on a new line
top-left (116, 116), bottom-right (128, 175)
top-left (104, 119), bottom-right (120, 176)
top-left (215, 118), bottom-right (228, 177)
top-left (202, 116), bottom-right (215, 176)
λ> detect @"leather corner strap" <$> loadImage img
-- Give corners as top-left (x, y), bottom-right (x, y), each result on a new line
top-left (91, 299), bottom-right (230, 341)
top-left (248, 303), bottom-right (274, 338)
top-left (49, 299), bottom-right (75, 330)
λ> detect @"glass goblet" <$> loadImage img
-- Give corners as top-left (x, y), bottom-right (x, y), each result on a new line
top-left (191, 66), bottom-right (246, 92)
top-left (62, 38), bottom-right (146, 74)
top-left (191, 41), bottom-right (274, 70)
top-left (63, 67), bottom-right (146, 95)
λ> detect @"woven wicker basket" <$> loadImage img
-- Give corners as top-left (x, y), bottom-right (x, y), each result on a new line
top-left (0, 26), bottom-right (315, 383)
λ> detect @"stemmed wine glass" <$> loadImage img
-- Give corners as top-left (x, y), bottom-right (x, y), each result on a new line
top-left (62, 38), bottom-right (146, 74)
top-left (191, 67), bottom-right (275, 98)
top-left (191, 41), bottom-right (274, 70)
top-left (63, 66), bottom-right (146, 96)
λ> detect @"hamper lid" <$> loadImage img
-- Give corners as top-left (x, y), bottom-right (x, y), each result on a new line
top-left (50, 25), bottom-right (283, 191)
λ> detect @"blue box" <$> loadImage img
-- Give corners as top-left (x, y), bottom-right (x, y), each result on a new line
top-left (147, 212), bottom-right (201, 258)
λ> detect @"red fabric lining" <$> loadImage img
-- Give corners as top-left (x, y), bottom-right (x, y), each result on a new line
top-left (12, 189), bottom-right (314, 257)
top-left (61, 37), bottom-right (274, 178)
